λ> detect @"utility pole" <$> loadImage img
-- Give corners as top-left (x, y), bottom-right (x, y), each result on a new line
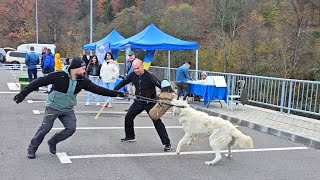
top-left (90, 0), bottom-right (93, 55)
top-left (36, 0), bottom-right (39, 44)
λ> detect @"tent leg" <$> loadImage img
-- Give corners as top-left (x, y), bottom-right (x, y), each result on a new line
top-left (195, 50), bottom-right (198, 80)
top-left (168, 50), bottom-right (171, 81)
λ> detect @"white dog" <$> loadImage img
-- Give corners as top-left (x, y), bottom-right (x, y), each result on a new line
top-left (170, 99), bottom-right (253, 165)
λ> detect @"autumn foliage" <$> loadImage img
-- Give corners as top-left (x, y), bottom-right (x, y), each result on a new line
top-left (0, 0), bottom-right (320, 80)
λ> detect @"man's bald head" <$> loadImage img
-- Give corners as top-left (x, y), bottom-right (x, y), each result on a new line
top-left (133, 59), bottom-right (144, 75)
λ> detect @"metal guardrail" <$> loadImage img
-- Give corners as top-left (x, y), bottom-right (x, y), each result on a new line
top-left (145, 65), bottom-right (320, 116)
top-left (0, 63), bottom-right (42, 71)
top-left (2, 62), bottom-right (319, 116)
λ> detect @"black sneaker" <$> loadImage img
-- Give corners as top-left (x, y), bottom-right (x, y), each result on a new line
top-left (27, 151), bottom-right (36, 159)
top-left (121, 137), bottom-right (136, 142)
top-left (164, 143), bottom-right (172, 152)
top-left (48, 140), bottom-right (56, 154)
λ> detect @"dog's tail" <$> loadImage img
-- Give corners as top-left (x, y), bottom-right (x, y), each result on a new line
top-left (230, 128), bottom-right (253, 148)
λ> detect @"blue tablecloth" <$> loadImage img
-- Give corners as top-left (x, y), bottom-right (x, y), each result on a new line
top-left (187, 82), bottom-right (228, 105)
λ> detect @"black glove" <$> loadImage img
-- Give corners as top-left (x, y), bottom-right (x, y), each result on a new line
top-left (14, 93), bottom-right (25, 104)
top-left (116, 91), bottom-right (126, 97)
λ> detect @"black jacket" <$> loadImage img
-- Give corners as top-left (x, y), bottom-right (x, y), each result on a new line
top-left (114, 70), bottom-right (161, 100)
top-left (86, 62), bottom-right (101, 76)
top-left (82, 55), bottom-right (91, 67)
top-left (20, 69), bottom-right (118, 97)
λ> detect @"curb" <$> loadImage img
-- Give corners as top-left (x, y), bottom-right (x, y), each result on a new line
top-left (191, 104), bottom-right (320, 149)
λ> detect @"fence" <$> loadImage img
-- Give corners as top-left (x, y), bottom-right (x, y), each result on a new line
top-left (147, 65), bottom-right (320, 116)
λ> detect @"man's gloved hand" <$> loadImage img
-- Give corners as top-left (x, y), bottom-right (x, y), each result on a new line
top-left (116, 91), bottom-right (125, 97)
top-left (13, 93), bottom-right (25, 104)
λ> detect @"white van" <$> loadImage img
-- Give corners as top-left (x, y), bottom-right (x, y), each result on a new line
top-left (17, 43), bottom-right (56, 55)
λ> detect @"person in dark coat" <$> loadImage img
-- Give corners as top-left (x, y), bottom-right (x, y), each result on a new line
top-left (114, 59), bottom-right (172, 152)
top-left (82, 50), bottom-right (91, 67)
top-left (85, 55), bottom-right (102, 106)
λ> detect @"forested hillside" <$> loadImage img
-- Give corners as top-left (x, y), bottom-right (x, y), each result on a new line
top-left (1, 0), bottom-right (320, 80)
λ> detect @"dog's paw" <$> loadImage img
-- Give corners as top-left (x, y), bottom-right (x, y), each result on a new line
top-left (205, 161), bottom-right (215, 166)
top-left (176, 151), bottom-right (180, 155)
top-left (224, 154), bottom-right (232, 159)
top-left (187, 142), bottom-right (193, 145)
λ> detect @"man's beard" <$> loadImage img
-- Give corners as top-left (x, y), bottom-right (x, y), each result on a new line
top-left (75, 73), bottom-right (84, 80)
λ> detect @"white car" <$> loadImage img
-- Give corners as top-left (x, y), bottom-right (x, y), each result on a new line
top-left (5, 51), bottom-right (28, 64)
top-left (4, 47), bottom-right (16, 53)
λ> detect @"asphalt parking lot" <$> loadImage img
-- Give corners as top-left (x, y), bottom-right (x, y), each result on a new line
top-left (1, 69), bottom-right (320, 180)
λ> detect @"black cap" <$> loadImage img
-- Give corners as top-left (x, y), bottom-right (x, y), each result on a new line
top-left (69, 58), bottom-right (86, 69)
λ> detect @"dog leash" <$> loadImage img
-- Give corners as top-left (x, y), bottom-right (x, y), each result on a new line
top-left (124, 92), bottom-right (186, 108)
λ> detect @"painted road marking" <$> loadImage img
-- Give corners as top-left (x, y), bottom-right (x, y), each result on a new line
top-left (0, 91), bottom-right (19, 94)
top-left (56, 146), bottom-right (309, 164)
top-left (26, 100), bottom-right (130, 104)
top-left (51, 126), bottom-right (182, 131)
top-left (7, 83), bottom-right (20, 90)
top-left (36, 110), bottom-right (171, 115)
top-left (56, 152), bottom-right (72, 164)
top-left (32, 110), bottom-right (41, 114)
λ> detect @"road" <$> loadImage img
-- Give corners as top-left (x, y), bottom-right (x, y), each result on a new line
top-left (0, 69), bottom-right (319, 180)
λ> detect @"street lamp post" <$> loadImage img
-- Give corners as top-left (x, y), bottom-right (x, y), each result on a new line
top-left (90, 0), bottom-right (93, 55)
top-left (35, 0), bottom-right (39, 44)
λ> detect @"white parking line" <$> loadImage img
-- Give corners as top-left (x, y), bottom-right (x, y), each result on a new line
top-left (7, 83), bottom-right (20, 90)
top-left (56, 146), bottom-right (309, 164)
top-left (35, 110), bottom-right (171, 115)
top-left (0, 91), bottom-right (19, 94)
top-left (51, 126), bottom-right (182, 131)
top-left (32, 110), bottom-right (41, 114)
top-left (26, 100), bottom-right (130, 104)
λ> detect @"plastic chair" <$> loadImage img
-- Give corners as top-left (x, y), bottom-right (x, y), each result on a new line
top-left (227, 80), bottom-right (246, 111)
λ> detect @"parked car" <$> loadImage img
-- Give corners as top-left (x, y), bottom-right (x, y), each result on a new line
top-left (4, 47), bottom-right (16, 53)
top-left (5, 51), bottom-right (28, 64)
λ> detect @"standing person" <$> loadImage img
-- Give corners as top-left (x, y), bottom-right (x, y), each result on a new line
top-left (125, 51), bottom-right (136, 76)
top-left (125, 51), bottom-right (138, 106)
top-left (13, 58), bottom-right (123, 159)
top-left (85, 55), bottom-right (102, 106)
top-left (40, 47), bottom-right (47, 71)
top-left (54, 52), bottom-right (63, 71)
top-left (175, 62), bottom-right (192, 100)
top-left (42, 49), bottom-right (55, 93)
top-left (25, 46), bottom-right (40, 83)
top-left (65, 58), bottom-right (70, 65)
top-left (82, 50), bottom-right (91, 67)
top-left (100, 52), bottom-right (119, 108)
top-left (114, 59), bottom-right (172, 152)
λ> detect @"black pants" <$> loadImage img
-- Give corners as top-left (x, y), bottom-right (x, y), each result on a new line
top-left (176, 82), bottom-right (189, 100)
top-left (27, 68), bottom-right (38, 83)
top-left (125, 100), bottom-right (170, 145)
top-left (28, 107), bottom-right (76, 152)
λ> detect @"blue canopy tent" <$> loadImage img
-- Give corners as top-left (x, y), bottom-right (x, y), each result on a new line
top-left (83, 30), bottom-right (125, 59)
top-left (110, 24), bottom-right (199, 80)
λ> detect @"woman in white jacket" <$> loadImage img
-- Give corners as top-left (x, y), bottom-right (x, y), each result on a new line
top-left (100, 52), bottom-right (120, 108)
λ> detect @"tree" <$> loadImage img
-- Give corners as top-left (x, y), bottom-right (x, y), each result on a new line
top-left (209, 0), bottom-right (253, 73)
